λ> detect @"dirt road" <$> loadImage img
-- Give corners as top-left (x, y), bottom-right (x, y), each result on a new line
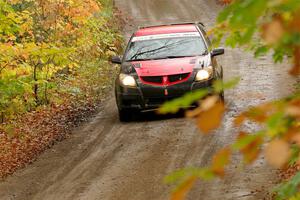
top-left (0, 0), bottom-right (296, 200)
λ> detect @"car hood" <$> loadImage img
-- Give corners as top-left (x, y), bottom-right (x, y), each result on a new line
top-left (130, 55), bottom-right (211, 77)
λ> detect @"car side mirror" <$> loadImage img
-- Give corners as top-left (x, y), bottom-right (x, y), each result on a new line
top-left (111, 56), bottom-right (122, 64)
top-left (211, 48), bottom-right (225, 57)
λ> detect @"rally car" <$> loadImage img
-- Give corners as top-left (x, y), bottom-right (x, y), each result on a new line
top-left (111, 22), bottom-right (224, 121)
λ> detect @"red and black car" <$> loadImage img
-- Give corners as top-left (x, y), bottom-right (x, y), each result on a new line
top-left (111, 22), bottom-right (224, 121)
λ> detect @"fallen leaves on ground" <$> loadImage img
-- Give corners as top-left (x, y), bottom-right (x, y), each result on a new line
top-left (0, 98), bottom-right (100, 178)
top-left (279, 164), bottom-right (300, 181)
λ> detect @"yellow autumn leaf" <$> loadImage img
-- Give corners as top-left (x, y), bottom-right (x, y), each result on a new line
top-left (237, 132), bottom-right (263, 164)
top-left (286, 105), bottom-right (300, 117)
top-left (261, 18), bottom-right (285, 45)
top-left (265, 139), bottom-right (291, 168)
top-left (290, 47), bottom-right (300, 76)
top-left (211, 147), bottom-right (231, 177)
top-left (201, 95), bottom-right (219, 111)
top-left (234, 113), bottom-right (246, 127)
top-left (171, 177), bottom-right (197, 200)
top-left (196, 100), bottom-right (225, 134)
top-left (185, 106), bottom-right (202, 118)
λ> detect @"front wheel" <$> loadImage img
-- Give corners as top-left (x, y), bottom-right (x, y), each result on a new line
top-left (118, 109), bottom-right (130, 122)
top-left (118, 108), bottom-right (139, 122)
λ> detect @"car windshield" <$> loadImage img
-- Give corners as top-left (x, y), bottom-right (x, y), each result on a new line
top-left (125, 36), bottom-right (207, 61)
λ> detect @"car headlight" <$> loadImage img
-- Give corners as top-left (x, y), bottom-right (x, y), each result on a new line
top-left (195, 66), bottom-right (213, 81)
top-left (119, 73), bottom-right (136, 87)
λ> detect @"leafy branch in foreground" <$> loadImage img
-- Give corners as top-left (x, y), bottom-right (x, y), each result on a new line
top-left (160, 0), bottom-right (300, 199)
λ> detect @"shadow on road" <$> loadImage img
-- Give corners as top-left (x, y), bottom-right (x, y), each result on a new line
top-left (125, 110), bottom-right (185, 123)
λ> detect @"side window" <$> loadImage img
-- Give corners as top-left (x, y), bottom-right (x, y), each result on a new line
top-left (198, 25), bottom-right (212, 47)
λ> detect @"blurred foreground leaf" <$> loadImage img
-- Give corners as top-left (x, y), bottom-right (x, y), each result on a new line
top-left (265, 139), bottom-right (291, 168)
top-left (196, 97), bottom-right (225, 134)
top-left (211, 147), bottom-right (231, 176)
top-left (233, 132), bottom-right (264, 164)
top-left (275, 172), bottom-right (300, 200)
top-left (166, 168), bottom-right (215, 200)
top-left (170, 177), bottom-right (197, 200)
top-left (158, 89), bottom-right (208, 114)
top-left (213, 77), bottom-right (240, 93)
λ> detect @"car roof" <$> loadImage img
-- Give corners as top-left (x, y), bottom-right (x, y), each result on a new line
top-left (134, 24), bottom-right (199, 37)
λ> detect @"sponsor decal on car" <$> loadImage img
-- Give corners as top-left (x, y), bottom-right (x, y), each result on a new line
top-left (132, 32), bottom-right (201, 42)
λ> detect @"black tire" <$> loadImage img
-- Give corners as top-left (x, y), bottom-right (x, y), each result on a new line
top-left (118, 108), bottom-right (140, 122)
top-left (118, 109), bottom-right (131, 122)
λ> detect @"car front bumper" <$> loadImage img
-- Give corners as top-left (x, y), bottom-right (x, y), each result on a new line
top-left (115, 76), bottom-right (214, 111)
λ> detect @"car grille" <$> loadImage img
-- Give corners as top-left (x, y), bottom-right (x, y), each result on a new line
top-left (146, 97), bottom-right (179, 106)
top-left (146, 98), bottom-right (165, 105)
top-left (141, 73), bottom-right (190, 85)
top-left (141, 76), bottom-right (163, 84)
top-left (169, 73), bottom-right (190, 83)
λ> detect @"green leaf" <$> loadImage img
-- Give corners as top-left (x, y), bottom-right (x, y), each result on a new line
top-left (164, 167), bottom-right (214, 185)
top-left (159, 89), bottom-right (208, 114)
top-left (254, 46), bottom-right (269, 57)
top-left (275, 172), bottom-right (300, 200)
top-left (213, 77), bottom-right (240, 93)
top-left (232, 132), bottom-right (264, 151)
top-left (289, 145), bottom-right (300, 166)
top-left (217, 4), bottom-right (235, 23)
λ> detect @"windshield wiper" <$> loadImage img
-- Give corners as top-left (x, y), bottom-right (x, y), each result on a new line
top-left (127, 56), bottom-right (191, 61)
top-left (127, 53), bottom-right (209, 62)
top-left (126, 58), bottom-right (151, 62)
top-left (159, 55), bottom-right (192, 59)
top-left (152, 53), bottom-right (207, 60)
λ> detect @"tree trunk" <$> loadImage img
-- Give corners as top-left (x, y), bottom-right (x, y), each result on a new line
top-left (0, 112), bottom-right (4, 123)
top-left (33, 65), bottom-right (39, 104)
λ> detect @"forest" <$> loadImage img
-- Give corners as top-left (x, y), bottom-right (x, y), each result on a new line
top-left (0, 0), bottom-right (122, 177)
